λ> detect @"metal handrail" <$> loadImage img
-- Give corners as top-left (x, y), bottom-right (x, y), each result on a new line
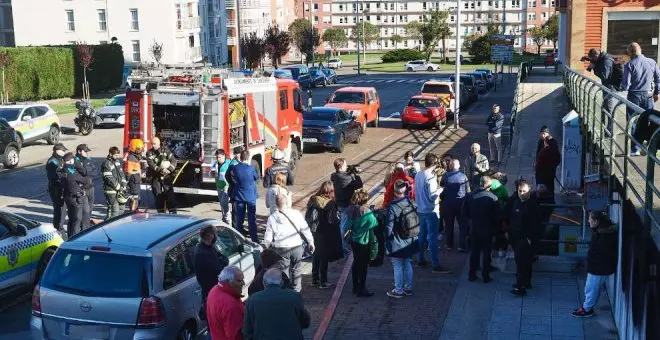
top-left (507, 61), bottom-right (528, 149)
top-left (561, 65), bottom-right (660, 235)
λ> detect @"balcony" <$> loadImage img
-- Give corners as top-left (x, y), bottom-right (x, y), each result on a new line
top-left (227, 18), bottom-right (236, 26)
top-left (177, 16), bottom-right (201, 31)
top-left (226, 0), bottom-right (236, 9)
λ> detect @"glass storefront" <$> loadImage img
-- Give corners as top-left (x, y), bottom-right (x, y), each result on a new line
top-left (607, 19), bottom-right (659, 61)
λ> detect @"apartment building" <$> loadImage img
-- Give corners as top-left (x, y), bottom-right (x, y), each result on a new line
top-left (226, 0), bottom-right (272, 66)
top-left (272, 0), bottom-right (296, 30)
top-left (296, 0), bottom-right (333, 53)
top-left (200, 0), bottom-right (229, 66)
top-left (9, 0), bottom-right (202, 66)
top-left (0, 0), bottom-right (13, 46)
top-left (331, 0), bottom-right (553, 54)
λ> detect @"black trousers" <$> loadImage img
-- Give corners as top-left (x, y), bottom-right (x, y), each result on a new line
top-left (152, 180), bottom-right (177, 213)
top-left (351, 243), bottom-right (370, 294)
top-left (82, 188), bottom-right (94, 229)
top-left (48, 184), bottom-right (66, 230)
top-left (312, 255), bottom-right (329, 283)
top-left (65, 195), bottom-right (89, 237)
top-left (469, 234), bottom-right (492, 278)
top-left (514, 238), bottom-right (534, 288)
top-left (535, 169), bottom-right (556, 194)
top-left (442, 202), bottom-right (469, 249)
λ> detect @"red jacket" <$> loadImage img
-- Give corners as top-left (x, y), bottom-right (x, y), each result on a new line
top-left (383, 171), bottom-right (415, 207)
top-left (206, 283), bottom-right (244, 340)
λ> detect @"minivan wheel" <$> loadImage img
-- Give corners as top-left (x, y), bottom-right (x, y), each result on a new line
top-left (46, 125), bottom-right (60, 145)
top-left (427, 66), bottom-right (434, 71)
top-left (34, 248), bottom-right (56, 285)
top-left (176, 324), bottom-right (195, 340)
top-left (407, 67), bottom-right (413, 72)
top-left (3, 145), bottom-right (19, 169)
top-left (289, 146), bottom-right (299, 172)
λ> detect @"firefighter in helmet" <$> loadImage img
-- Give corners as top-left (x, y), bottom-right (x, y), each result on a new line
top-left (125, 139), bottom-right (145, 212)
top-left (262, 148), bottom-right (294, 188)
top-left (102, 146), bottom-right (127, 219)
top-left (146, 137), bottom-right (177, 213)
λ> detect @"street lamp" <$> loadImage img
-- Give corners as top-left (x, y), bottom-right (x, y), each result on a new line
top-left (453, 1), bottom-right (461, 129)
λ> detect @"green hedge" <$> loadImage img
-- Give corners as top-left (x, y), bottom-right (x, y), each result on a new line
top-left (381, 49), bottom-right (425, 63)
top-left (0, 44), bottom-right (124, 101)
top-left (0, 47), bottom-right (75, 101)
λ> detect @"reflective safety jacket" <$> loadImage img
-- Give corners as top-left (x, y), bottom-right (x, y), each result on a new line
top-left (124, 152), bottom-right (142, 196)
top-left (102, 156), bottom-right (127, 194)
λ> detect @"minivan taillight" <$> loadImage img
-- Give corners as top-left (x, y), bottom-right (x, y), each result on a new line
top-left (136, 296), bottom-right (166, 328)
top-left (31, 285), bottom-right (42, 316)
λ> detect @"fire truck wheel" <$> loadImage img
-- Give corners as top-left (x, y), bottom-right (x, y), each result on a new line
top-left (251, 159), bottom-right (261, 178)
top-left (289, 146), bottom-right (299, 172)
top-left (361, 117), bottom-right (367, 134)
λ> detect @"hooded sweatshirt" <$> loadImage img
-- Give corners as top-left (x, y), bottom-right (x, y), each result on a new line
top-left (489, 179), bottom-right (509, 207)
top-left (414, 168), bottom-right (441, 215)
top-left (345, 205), bottom-right (378, 245)
top-left (587, 224), bottom-right (618, 275)
top-left (383, 171), bottom-right (415, 207)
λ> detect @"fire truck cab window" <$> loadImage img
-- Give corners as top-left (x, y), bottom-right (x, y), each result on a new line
top-left (280, 90), bottom-right (288, 110)
top-left (293, 88), bottom-right (304, 113)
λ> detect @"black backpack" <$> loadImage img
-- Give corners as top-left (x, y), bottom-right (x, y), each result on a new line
top-left (608, 55), bottom-right (624, 91)
top-left (393, 199), bottom-right (420, 238)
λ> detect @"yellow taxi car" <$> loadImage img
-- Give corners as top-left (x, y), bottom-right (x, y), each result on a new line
top-left (0, 104), bottom-right (61, 146)
top-left (0, 210), bottom-right (63, 298)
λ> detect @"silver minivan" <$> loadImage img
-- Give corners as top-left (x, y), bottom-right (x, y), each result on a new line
top-left (30, 213), bottom-right (262, 340)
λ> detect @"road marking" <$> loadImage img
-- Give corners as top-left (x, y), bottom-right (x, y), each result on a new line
top-left (381, 133), bottom-right (395, 141)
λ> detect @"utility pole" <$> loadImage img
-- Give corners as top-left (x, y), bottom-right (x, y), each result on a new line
top-left (501, 0), bottom-right (506, 79)
top-left (355, 0), bottom-right (361, 75)
top-left (310, 0), bottom-right (315, 68)
top-left (454, 2), bottom-right (461, 130)
top-left (236, 0), bottom-right (242, 68)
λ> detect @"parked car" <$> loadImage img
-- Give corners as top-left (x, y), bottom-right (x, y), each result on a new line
top-left (401, 95), bottom-right (447, 129)
top-left (327, 58), bottom-right (343, 69)
top-left (302, 107), bottom-right (361, 153)
top-left (309, 67), bottom-right (329, 87)
top-left (30, 213), bottom-right (262, 340)
top-left (324, 87), bottom-right (381, 132)
top-left (0, 209), bottom-right (63, 299)
top-left (467, 72), bottom-right (488, 93)
top-left (420, 80), bottom-right (456, 116)
top-left (0, 118), bottom-right (20, 168)
top-left (449, 75), bottom-right (479, 103)
top-left (282, 65), bottom-right (312, 89)
top-left (321, 68), bottom-right (338, 84)
top-left (0, 104), bottom-right (61, 146)
top-left (474, 69), bottom-right (496, 87)
top-left (272, 69), bottom-right (293, 79)
top-left (94, 94), bottom-right (126, 127)
top-left (404, 60), bottom-right (440, 72)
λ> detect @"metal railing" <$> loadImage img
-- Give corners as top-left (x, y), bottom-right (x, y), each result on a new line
top-left (562, 65), bottom-right (660, 235)
top-left (507, 61), bottom-right (532, 149)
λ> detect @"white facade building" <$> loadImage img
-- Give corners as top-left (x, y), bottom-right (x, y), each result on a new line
top-left (200, 0), bottom-right (229, 66)
top-left (239, 0), bottom-right (272, 38)
top-left (332, 0), bottom-right (554, 54)
top-left (10, 0), bottom-right (203, 66)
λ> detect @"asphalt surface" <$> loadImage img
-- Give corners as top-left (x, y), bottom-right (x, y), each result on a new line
top-left (0, 71), bottom-right (511, 339)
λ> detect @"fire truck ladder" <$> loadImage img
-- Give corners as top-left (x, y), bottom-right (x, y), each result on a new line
top-left (200, 93), bottom-right (220, 166)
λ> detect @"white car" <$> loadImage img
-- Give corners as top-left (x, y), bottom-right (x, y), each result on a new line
top-left (328, 58), bottom-right (343, 69)
top-left (404, 60), bottom-right (440, 72)
top-left (95, 94), bottom-right (126, 127)
top-left (0, 104), bottom-right (61, 146)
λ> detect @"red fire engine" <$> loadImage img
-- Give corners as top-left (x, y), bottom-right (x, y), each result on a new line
top-left (123, 65), bottom-right (305, 196)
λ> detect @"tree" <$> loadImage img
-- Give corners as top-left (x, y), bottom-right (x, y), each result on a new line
top-left (351, 21), bottom-right (379, 54)
top-left (390, 34), bottom-right (403, 48)
top-left (300, 27), bottom-right (321, 64)
top-left (76, 42), bottom-right (94, 100)
top-left (405, 21), bottom-right (422, 41)
top-left (543, 13), bottom-right (559, 51)
top-left (322, 28), bottom-right (348, 56)
top-left (264, 25), bottom-right (290, 68)
top-left (528, 26), bottom-right (546, 55)
top-left (149, 40), bottom-right (164, 65)
top-left (404, 10), bottom-right (450, 61)
top-left (464, 23), bottom-right (501, 63)
top-left (241, 32), bottom-right (265, 69)
top-left (0, 51), bottom-right (10, 103)
top-left (289, 18), bottom-right (312, 62)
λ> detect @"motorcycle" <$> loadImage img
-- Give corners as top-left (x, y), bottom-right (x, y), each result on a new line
top-left (74, 100), bottom-right (96, 136)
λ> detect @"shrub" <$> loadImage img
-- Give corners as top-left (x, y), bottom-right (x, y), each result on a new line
top-left (66, 43), bottom-right (125, 96)
top-left (381, 49), bottom-right (425, 63)
top-left (0, 47), bottom-right (75, 101)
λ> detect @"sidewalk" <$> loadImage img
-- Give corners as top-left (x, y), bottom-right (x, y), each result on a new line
top-left (438, 68), bottom-right (619, 340)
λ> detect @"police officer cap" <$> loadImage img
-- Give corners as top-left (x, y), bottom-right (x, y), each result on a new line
top-left (540, 125), bottom-right (550, 133)
top-left (52, 143), bottom-right (67, 152)
top-left (76, 144), bottom-right (92, 152)
top-left (63, 152), bottom-right (75, 162)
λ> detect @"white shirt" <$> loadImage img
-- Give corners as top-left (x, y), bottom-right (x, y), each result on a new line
top-left (263, 208), bottom-right (314, 249)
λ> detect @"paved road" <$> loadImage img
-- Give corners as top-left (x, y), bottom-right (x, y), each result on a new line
top-left (0, 72), bottom-right (511, 339)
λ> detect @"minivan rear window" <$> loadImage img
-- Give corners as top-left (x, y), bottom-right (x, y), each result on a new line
top-left (422, 84), bottom-right (452, 94)
top-left (41, 249), bottom-right (149, 298)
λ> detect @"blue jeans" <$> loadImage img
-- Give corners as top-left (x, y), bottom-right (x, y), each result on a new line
top-left (417, 212), bottom-right (439, 267)
top-left (233, 201), bottom-right (258, 242)
top-left (391, 257), bottom-right (413, 293)
top-left (339, 207), bottom-right (352, 255)
top-left (217, 189), bottom-right (230, 222)
top-left (626, 91), bottom-right (654, 153)
top-left (583, 273), bottom-right (611, 310)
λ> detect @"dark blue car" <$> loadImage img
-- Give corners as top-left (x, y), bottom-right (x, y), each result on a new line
top-left (321, 68), bottom-right (337, 84)
top-left (302, 107), bottom-right (361, 153)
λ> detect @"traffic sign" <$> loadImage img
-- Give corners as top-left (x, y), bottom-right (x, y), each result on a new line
top-left (490, 34), bottom-right (515, 63)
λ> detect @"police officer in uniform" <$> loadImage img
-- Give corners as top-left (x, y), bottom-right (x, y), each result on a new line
top-left (46, 143), bottom-right (68, 231)
top-left (262, 148), bottom-right (294, 188)
top-left (75, 144), bottom-right (95, 229)
top-left (62, 152), bottom-right (88, 237)
top-left (146, 137), bottom-right (177, 213)
top-left (102, 146), bottom-right (127, 219)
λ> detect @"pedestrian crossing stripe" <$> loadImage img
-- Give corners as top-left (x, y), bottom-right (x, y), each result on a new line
top-left (341, 78), bottom-right (431, 84)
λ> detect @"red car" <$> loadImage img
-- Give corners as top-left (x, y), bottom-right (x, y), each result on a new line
top-left (401, 95), bottom-right (447, 129)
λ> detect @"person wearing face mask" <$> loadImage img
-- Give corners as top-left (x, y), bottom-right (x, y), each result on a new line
top-left (75, 144), bottom-right (95, 229)
top-left (505, 179), bottom-right (541, 297)
top-left (62, 152), bottom-right (89, 237)
top-left (46, 143), bottom-right (68, 231)
top-left (194, 225), bottom-right (230, 306)
top-left (102, 146), bottom-right (127, 219)
top-left (572, 211), bottom-right (618, 317)
top-left (206, 265), bottom-right (245, 340)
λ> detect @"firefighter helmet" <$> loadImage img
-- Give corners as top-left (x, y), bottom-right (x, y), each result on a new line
top-left (128, 139), bottom-right (144, 153)
top-left (271, 148), bottom-right (285, 161)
